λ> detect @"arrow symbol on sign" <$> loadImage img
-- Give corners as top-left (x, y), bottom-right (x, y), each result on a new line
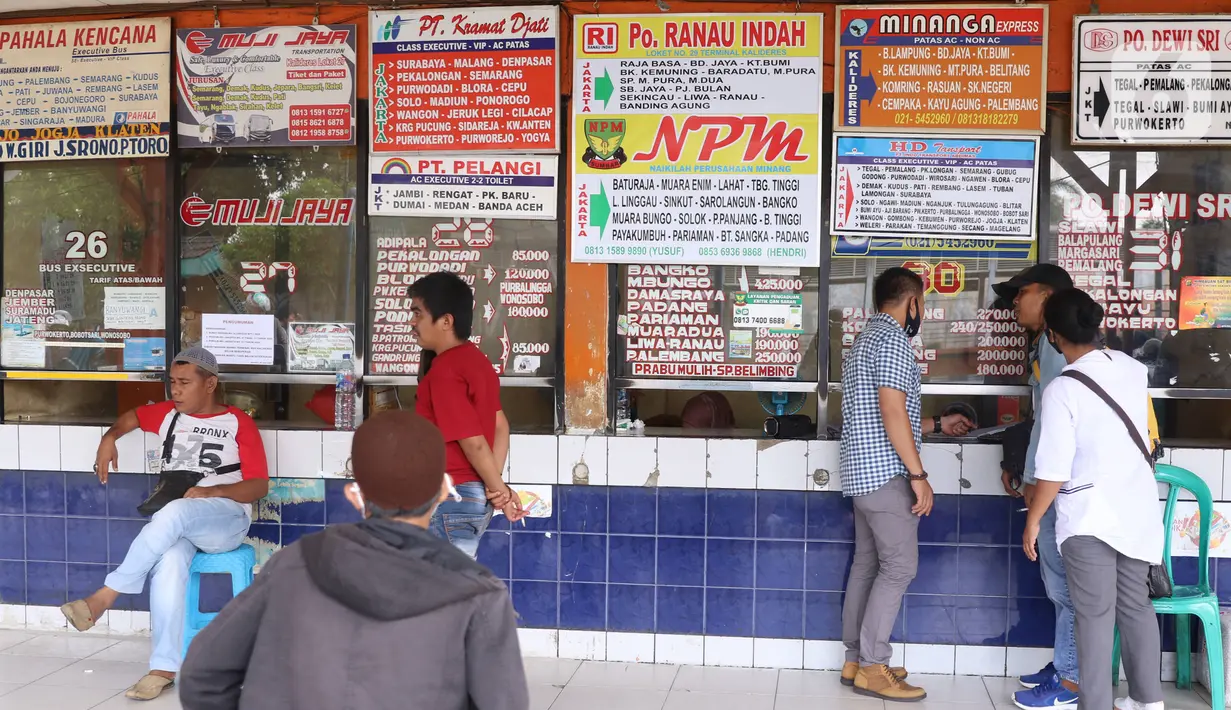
top-left (484, 302), bottom-right (495, 324)
top-left (483, 264), bottom-right (496, 284)
top-left (595, 69), bottom-right (615, 108)
top-left (499, 325), bottom-right (510, 366)
top-left (590, 182), bottom-right (612, 236)
top-left (1093, 78), bottom-right (1110, 126)
top-left (855, 72), bottom-right (878, 103)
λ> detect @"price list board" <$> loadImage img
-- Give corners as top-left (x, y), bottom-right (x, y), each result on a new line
top-left (370, 7), bottom-right (560, 153)
top-left (831, 134), bottom-right (1039, 242)
top-left (0, 18), bottom-right (172, 162)
top-left (571, 14), bottom-right (824, 267)
top-left (836, 5), bottom-right (1047, 133)
top-left (619, 265), bottom-right (813, 380)
top-left (1073, 16), bottom-right (1231, 144)
top-left (369, 219), bottom-right (557, 377)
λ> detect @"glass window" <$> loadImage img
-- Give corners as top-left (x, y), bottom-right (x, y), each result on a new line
top-left (1047, 107), bottom-right (1214, 389)
top-left (615, 265), bottom-right (821, 382)
top-left (2, 160), bottom-right (168, 372)
top-left (367, 217), bottom-right (559, 378)
top-left (826, 252), bottom-right (1034, 384)
top-left (178, 148), bottom-right (358, 373)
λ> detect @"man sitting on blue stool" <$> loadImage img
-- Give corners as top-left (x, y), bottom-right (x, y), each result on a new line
top-left (61, 348), bottom-right (269, 702)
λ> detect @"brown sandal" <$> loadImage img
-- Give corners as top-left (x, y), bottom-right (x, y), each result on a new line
top-left (126, 674), bottom-right (174, 701)
top-left (59, 600), bottom-right (95, 632)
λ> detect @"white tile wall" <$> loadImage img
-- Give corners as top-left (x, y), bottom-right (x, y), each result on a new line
top-left (557, 435), bottom-right (608, 486)
top-left (558, 630), bottom-right (606, 661)
top-left (0, 426), bottom-right (19, 470)
top-left (59, 427), bottom-right (101, 473)
top-left (509, 434), bottom-right (558, 485)
top-left (259, 430), bottom-right (278, 478)
top-left (17, 426), bottom-right (59, 471)
top-left (0, 604), bottom-right (24, 630)
top-left (1171, 448), bottom-right (1225, 500)
top-left (705, 439), bottom-right (757, 490)
top-left (655, 635), bottom-right (704, 666)
top-left (904, 643), bottom-right (956, 675)
top-left (320, 431), bottom-right (352, 479)
top-left (606, 437), bottom-right (657, 487)
top-left (921, 443), bottom-right (962, 495)
top-left (756, 440), bottom-right (809, 491)
top-left (802, 640), bottom-right (845, 671)
top-left (955, 645), bottom-right (1006, 676)
top-left (276, 430), bottom-right (323, 478)
top-left (113, 430), bottom-right (147, 474)
top-left (961, 444), bottom-right (1008, 496)
top-left (606, 632), bottom-right (655, 664)
top-left (703, 636), bottom-right (753, 667)
top-left (753, 638), bottom-right (802, 669)
top-left (656, 438), bottom-right (706, 488)
top-left (806, 439), bottom-right (840, 492)
top-left (517, 628), bottom-right (558, 658)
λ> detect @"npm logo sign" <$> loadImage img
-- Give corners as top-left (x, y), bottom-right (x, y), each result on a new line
top-left (583, 23), bottom-right (617, 53)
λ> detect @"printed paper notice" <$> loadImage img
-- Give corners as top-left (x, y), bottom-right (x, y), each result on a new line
top-left (201, 313), bottom-right (274, 365)
top-left (104, 287), bottom-right (164, 330)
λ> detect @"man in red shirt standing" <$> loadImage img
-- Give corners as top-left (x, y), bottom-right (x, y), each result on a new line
top-left (410, 272), bottom-right (525, 558)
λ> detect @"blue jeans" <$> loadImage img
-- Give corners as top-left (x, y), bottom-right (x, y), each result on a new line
top-left (1038, 502), bottom-right (1080, 684)
top-left (104, 497), bottom-right (250, 673)
top-left (429, 482), bottom-right (494, 559)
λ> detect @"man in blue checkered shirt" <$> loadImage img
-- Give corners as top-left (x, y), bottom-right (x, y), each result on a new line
top-left (839, 267), bottom-right (972, 701)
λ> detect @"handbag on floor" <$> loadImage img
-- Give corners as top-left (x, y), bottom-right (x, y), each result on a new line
top-left (137, 412), bottom-right (205, 517)
top-left (1060, 370), bottom-right (1173, 600)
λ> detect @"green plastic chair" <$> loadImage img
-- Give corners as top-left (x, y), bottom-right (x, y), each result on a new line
top-left (1112, 463), bottom-right (1224, 709)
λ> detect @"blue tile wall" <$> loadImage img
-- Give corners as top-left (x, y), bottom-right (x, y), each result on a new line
top-left (0, 471), bottom-right (1218, 651)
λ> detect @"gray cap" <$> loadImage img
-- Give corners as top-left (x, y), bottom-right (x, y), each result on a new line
top-left (172, 347), bottom-right (219, 376)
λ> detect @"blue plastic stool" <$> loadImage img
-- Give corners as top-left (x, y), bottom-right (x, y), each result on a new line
top-left (183, 544), bottom-right (256, 656)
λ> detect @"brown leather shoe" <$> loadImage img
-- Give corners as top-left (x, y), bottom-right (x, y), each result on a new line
top-left (842, 661), bottom-right (908, 686)
top-left (854, 664), bottom-right (926, 702)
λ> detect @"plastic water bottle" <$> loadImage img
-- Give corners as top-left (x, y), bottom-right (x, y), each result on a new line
top-left (334, 354), bottom-right (356, 431)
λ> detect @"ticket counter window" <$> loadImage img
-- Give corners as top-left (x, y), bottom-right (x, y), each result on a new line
top-left (367, 216), bottom-right (560, 430)
top-left (177, 148), bottom-right (357, 374)
top-left (1046, 105), bottom-right (1231, 441)
top-left (2, 160), bottom-right (168, 421)
top-left (826, 255), bottom-right (1034, 387)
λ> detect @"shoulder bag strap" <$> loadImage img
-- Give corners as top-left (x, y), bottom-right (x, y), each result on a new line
top-left (1060, 370), bottom-right (1153, 467)
top-left (160, 411), bottom-right (181, 463)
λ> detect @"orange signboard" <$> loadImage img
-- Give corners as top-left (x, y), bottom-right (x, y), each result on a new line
top-left (836, 5), bottom-right (1048, 133)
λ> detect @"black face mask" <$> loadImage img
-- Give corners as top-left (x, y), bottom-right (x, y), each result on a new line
top-left (904, 298), bottom-right (922, 338)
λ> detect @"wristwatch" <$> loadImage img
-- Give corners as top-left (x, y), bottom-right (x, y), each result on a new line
top-left (907, 471), bottom-right (929, 481)
top-left (932, 415), bottom-right (942, 434)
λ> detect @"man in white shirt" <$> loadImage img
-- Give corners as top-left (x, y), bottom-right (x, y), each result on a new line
top-left (1023, 289), bottom-right (1164, 710)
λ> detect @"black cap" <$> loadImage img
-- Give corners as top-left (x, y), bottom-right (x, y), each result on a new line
top-left (992, 264), bottom-right (1074, 303)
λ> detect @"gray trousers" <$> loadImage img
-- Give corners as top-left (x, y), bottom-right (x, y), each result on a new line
top-left (1062, 535), bottom-right (1163, 710)
top-left (842, 476), bottom-right (920, 665)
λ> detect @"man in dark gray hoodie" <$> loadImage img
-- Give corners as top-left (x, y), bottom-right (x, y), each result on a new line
top-left (178, 410), bottom-right (528, 710)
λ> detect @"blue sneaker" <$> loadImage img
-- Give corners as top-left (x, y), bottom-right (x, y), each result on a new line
top-left (1013, 678), bottom-right (1078, 709)
top-left (1018, 663), bottom-right (1057, 689)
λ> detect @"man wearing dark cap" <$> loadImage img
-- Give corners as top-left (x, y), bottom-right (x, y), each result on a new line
top-left (178, 410), bottom-right (528, 710)
top-left (992, 265), bottom-right (1082, 708)
top-left (62, 348), bottom-right (270, 701)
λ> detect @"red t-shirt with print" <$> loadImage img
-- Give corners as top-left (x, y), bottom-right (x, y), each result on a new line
top-left (137, 401), bottom-right (269, 486)
top-left (414, 342), bottom-right (501, 486)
